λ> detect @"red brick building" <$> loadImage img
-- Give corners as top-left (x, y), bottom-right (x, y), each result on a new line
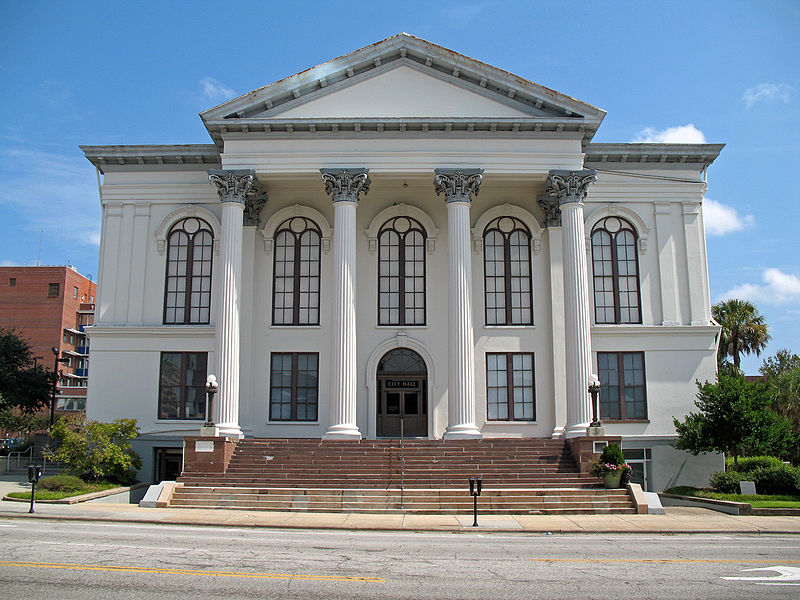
top-left (0, 266), bottom-right (96, 413)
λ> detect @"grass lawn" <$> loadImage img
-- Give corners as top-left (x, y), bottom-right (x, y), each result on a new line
top-left (665, 486), bottom-right (800, 508)
top-left (6, 482), bottom-right (120, 501)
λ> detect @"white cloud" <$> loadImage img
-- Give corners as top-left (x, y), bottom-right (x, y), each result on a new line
top-left (632, 124), bottom-right (707, 144)
top-left (200, 77), bottom-right (235, 101)
top-left (743, 83), bottom-right (792, 109)
top-left (0, 148), bottom-right (101, 251)
top-left (703, 197), bottom-right (754, 236)
top-left (719, 269), bottom-right (800, 306)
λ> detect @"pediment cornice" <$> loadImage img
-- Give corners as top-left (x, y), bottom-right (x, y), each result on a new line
top-left (200, 33), bottom-right (605, 147)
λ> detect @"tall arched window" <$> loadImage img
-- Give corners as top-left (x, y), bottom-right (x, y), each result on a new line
top-left (483, 216), bottom-right (533, 325)
top-left (164, 217), bottom-right (213, 324)
top-left (378, 216), bottom-right (426, 326)
top-left (591, 216), bottom-right (641, 324)
top-left (273, 217), bottom-right (321, 325)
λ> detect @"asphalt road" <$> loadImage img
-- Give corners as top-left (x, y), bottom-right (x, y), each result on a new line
top-left (0, 519), bottom-right (798, 599)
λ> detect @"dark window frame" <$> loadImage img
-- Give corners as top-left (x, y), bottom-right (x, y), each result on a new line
top-left (271, 217), bottom-right (322, 326)
top-left (377, 216), bottom-right (427, 326)
top-left (9, 278), bottom-right (15, 287)
top-left (157, 352), bottom-right (207, 420)
top-left (591, 217), bottom-right (642, 324)
top-left (485, 352), bottom-right (536, 421)
top-left (48, 283), bottom-right (60, 297)
top-left (483, 217), bottom-right (534, 326)
top-left (597, 351), bottom-right (648, 421)
top-left (269, 352), bottom-right (319, 422)
top-left (163, 217), bottom-right (214, 325)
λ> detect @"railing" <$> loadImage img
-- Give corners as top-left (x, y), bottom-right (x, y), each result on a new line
top-left (399, 420), bottom-right (405, 509)
top-left (4, 446), bottom-right (58, 475)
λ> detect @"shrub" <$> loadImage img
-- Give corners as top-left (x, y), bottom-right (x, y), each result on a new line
top-left (37, 474), bottom-right (86, 492)
top-left (751, 465), bottom-right (800, 495)
top-left (599, 443), bottom-right (625, 466)
top-left (44, 416), bottom-right (142, 484)
top-left (725, 456), bottom-right (784, 473)
top-left (710, 470), bottom-right (743, 493)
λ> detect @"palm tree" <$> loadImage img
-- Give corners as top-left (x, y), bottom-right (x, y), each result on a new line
top-left (712, 299), bottom-right (770, 370)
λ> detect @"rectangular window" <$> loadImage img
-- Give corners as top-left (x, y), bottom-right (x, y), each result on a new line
top-left (48, 283), bottom-right (60, 297)
top-left (9, 278), bottom-right (15, 287)
top-left (158, 352), bottom-right (207, 420)
top-left (269, 352), bottom-right (319, 421)
top-left (486, 352), bottom-right (535, 421)
top-left (73, 286), bottom-right (79, 299)
top-left (597, 352), bottom-right (647, 420)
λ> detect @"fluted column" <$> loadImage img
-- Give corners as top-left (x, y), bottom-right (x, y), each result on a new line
top-left (208, 169), bottom-right (255, 439)
top-left (434, 169), bottom-right (483, 440)
top-left (320, 169), bottom-right (370, 439)
top-left (544, 170), bottom-right (597, 438)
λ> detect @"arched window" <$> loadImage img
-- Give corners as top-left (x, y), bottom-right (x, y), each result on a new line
top-left (378, 217), bottom-right (426, 326)
top-left (591, 217), bottom-right (641, 324)
top-left (164, 217), bottom-right (213, 324)
top-left (483, 217), bottom-right (533, 325)
top-left (273, 217), bottom-right (321, 326)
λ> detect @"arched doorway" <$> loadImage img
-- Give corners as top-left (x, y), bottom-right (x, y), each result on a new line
top-left (376, 348), bottom-right (427, 437)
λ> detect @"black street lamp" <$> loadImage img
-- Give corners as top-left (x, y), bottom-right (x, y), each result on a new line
top-left (204, 374), bottom-right (218, 427)
top-left (50, 346), bottom-right (69, 429)
top-left (588, 374), bottom-right (602, 428)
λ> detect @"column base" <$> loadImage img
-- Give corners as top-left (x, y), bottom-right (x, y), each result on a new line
top-left (443, 423), bottom-right (482, 440)
top-left (215, 423), bottom-right (244, 440)
top-left (323, 424), bottom-right (362, 440)
top-left (551, 426), bottom-right (566, 439)
top-left (564, 422), bottom-right (591, 439)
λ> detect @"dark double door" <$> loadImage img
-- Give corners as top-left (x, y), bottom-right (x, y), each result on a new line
top-left (377, 377), bottom-right (427, 437)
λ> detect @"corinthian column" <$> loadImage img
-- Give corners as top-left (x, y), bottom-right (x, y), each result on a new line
top-left (434, 169), bottom-right (483, 440)
top-left (320, 169), bottom-right (370, 439)
top-left (544, 169), bottom-right (597, 438)
top-left (208, 169), bottom-right (255, 439)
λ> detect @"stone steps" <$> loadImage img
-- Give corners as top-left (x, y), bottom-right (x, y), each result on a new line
top-left (173, 438), bottom-right (636, 513)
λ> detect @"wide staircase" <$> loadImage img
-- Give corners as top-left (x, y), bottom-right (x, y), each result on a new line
top-left (172, 438), bottom-right (636, 514)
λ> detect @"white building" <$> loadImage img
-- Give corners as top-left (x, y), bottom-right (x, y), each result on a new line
top-left (82, 34), bottom-right (723, 488)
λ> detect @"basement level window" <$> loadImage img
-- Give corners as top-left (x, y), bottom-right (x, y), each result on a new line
top-left (48, 283), bottom-right (60, 297)
top-left (8, 278), bottom-right (15, 287)
top-left (73, 286), bottom-right (78, 299)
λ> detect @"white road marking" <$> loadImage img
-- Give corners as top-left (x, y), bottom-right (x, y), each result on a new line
top-left (723, 566), bottom-right (800, 586)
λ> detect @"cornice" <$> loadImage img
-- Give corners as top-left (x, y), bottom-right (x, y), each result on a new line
top-left (81, 145), bottom-right (221, 174)
top-left (585, 143), bottom-right (725, 169)
top-left (86, 325), bottom-right (215, 338)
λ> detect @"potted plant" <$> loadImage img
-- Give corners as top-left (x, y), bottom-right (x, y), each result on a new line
top-left (590, 443), bottom-right (632, 489)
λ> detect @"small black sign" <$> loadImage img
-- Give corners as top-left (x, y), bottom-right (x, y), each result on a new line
top-left (384, 379), bottom-right (419, 389)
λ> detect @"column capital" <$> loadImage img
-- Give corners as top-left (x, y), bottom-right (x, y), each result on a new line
top-left (545, 169), bottom-right (597, 206)
top-left (537, 195), bottom-right (562, 227)
top-left (208, 169), bottom-right (256, 205)
top-left (434, 168), bottom-right (483, 203)
top-left (320, 169), bottom-right (371, 202)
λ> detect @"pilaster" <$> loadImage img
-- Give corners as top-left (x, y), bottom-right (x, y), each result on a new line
top-left (544, 169), bottom-right (596, 438)
top-left (320, 169), bottom-right (371, 439)
top-left (208, 169), bottom-right (256, 439)
top-left (654, 201), bottom-right (680, 326)
top-left (434, 169), bottom-right (483, 440)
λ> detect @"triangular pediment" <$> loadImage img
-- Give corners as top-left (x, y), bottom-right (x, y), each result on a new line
top-left (265, 63), bottom-right (535, 119)
top-left (201, 33), bottom-right (605, 144)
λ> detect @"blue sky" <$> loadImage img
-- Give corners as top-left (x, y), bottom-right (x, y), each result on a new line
top-left (1, 1), bottom-right (797, 374)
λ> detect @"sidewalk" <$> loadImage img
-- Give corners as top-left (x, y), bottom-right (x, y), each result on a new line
top-left (2, 492), bottom-right (800, 533)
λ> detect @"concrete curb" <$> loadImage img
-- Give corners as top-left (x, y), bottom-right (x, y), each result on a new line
top-left (2, 483), bottom-right (148, 505)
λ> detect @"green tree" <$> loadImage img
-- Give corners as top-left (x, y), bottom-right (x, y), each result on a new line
top-left (760, 350), bottom-right (800, 465)
top-left (712, 299), bottom-right (770, 370)
top-left (759, 349), bottom-right (800, 380)
top-left (0, 408), bottom-right (49, 437)
top-left (0, 328), bottom-right (54, 413)
top-left (673, 373), bottom-right (792, 465)
top-left (45, 416), bottom-right (142, 483)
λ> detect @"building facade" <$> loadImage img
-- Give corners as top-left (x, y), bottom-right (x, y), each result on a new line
top-left (0, 266), bottom-right (96, 413)
top-left (83, 34), bottom-right (723, 488)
